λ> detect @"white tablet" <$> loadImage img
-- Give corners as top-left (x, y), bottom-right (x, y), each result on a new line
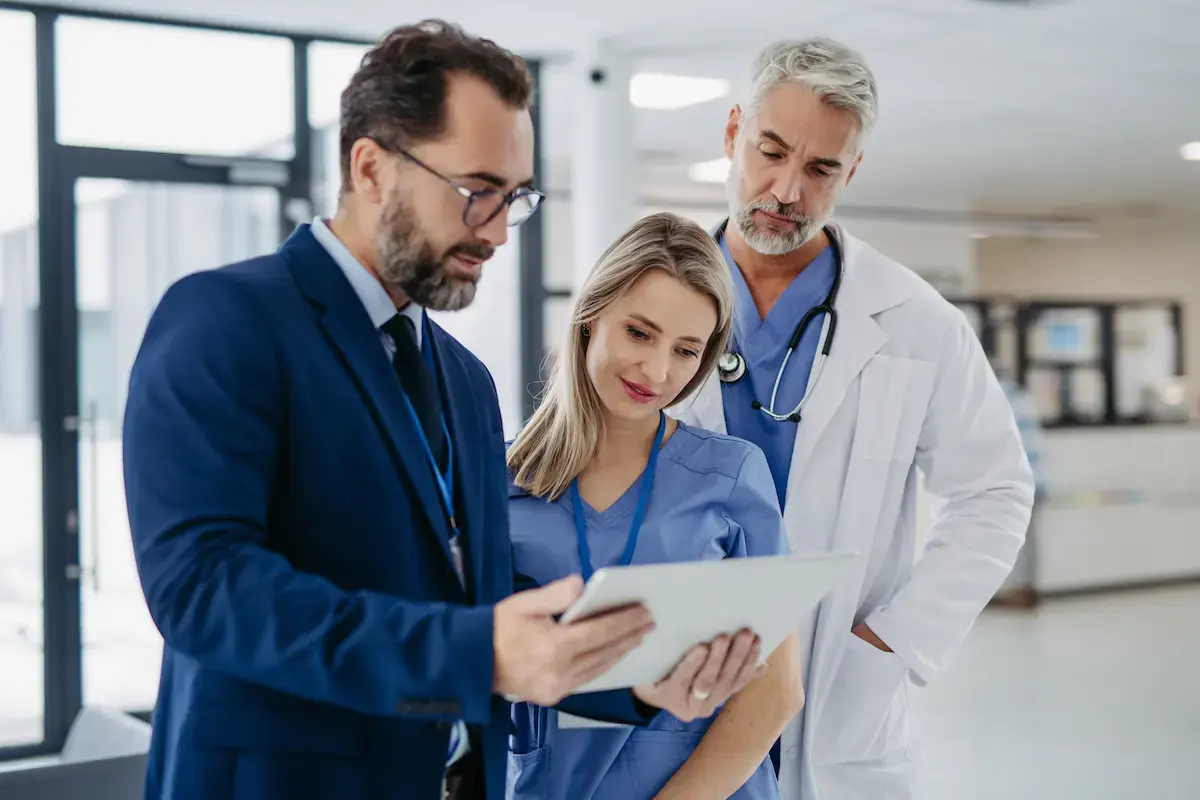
top-left (558, 551), bottom-right (860, 695)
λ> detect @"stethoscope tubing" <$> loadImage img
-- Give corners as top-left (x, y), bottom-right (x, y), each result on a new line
top-left (714, 220), bottom-right (844, 423)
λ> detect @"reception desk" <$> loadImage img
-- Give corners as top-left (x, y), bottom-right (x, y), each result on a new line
top-left (1032, 424), bottom-right (1200, 594)
top-left (914, 423), bottom-right (1200, 598)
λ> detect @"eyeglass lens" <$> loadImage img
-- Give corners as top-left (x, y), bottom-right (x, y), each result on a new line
top-left (464, 191), bottom-right (541, 228)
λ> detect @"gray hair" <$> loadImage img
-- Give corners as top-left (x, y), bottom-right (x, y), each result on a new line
top-left (746, 37), bottom-right (879, 145)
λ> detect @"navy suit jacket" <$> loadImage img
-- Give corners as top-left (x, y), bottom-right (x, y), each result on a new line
top-left (123, 225), bottom-right (650, 800)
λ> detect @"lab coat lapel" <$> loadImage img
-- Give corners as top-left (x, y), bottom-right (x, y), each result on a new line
top-left (678, 371), bottom-right (726, 433)
top-left (784, 230), bottom-right (892, 493)
top-left (800, 376), bottom-right (900, 758)
top-left (784, 307), bottom-right (885, 488)
top-left (787, 230), bottom-right (916, 752)
top-left (282, 229), bottom-right (464, 587)
top-left (779, 284), bottom-right (888, 731)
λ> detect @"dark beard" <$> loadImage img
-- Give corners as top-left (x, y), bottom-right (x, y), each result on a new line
top-left (375, 193), bottom-right (493, 312)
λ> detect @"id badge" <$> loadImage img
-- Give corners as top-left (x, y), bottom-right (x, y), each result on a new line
top-left (449, 534), bottom-right (465, 587)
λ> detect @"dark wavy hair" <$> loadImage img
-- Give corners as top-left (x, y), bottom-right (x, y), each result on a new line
top-left (338, 19), bottom-right (534, 195)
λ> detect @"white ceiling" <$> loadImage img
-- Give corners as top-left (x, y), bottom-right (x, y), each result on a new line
top-left (18, 0), bottom-right (1200, 217)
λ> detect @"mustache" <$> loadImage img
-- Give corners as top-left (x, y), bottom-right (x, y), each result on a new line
top-left (747, 199), bottom-right (808, 223)
top-left (447, 242), bottom-right (495, 262)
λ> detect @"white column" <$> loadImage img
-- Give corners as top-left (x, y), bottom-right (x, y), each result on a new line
top-left (571, 40), bottom-right (637, 291)
top-left (1, 230), bottom-right (36, 433)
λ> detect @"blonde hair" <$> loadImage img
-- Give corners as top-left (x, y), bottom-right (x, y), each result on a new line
top-left (507, 212), bottom-right (734, 500)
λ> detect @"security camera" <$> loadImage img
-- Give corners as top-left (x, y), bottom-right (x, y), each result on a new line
top-left (589, 68), bottom-right (606, 85)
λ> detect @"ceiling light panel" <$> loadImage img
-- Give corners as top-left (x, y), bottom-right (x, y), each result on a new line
top-left (631, 73), bottom-right (730, 110)
top-left (687, 157), bottom-right (731, 183)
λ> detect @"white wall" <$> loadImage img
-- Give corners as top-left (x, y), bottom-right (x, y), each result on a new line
top-left (975, 214), bottom-right (1200, 385)
top-left (842, 219), bottom-right (977, 295)
top-left (428, 231), bottom-right (523, 439)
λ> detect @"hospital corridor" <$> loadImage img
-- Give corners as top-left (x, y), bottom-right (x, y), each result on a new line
top-left (916, 585), bottom-right (1200, 799)
top-left (0, 0), bottom-right (1198, 798)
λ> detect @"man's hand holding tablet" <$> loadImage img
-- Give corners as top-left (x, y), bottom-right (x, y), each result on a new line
top-left (493, 575), bottom-right (652, 707)
top-left (493, 575), bottom-right (763, 718)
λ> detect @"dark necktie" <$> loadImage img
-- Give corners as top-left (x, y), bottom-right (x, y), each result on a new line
top-left (381, 313), bottom-right (448, 471)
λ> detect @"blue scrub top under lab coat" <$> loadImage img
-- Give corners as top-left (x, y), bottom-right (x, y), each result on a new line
top-left (506, 422), bottom-right (790, 800)
top-left (719, 234), bottom-right (836, 506)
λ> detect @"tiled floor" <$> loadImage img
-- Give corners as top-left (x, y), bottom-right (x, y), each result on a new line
top-left (914, 584), bottom-right (1200, 800)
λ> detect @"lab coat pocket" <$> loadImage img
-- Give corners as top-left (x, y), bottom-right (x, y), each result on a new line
top-left (506, 746), bottom-right (552, 799)
top-left (812, 630), bottom-right (909, 765)
top-left (857, 356), bottom-right (935, 465)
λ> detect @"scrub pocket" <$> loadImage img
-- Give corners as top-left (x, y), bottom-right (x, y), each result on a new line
top-left (811, 630), bottom-right (909, 765)
top-left (613, 730), bottom-right (705, 799)
top-left (506, 746), bottom-right (552, 799)
top-left (615, 730), bottom-right (778, 799)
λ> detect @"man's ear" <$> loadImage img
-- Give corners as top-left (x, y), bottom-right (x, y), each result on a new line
top-left (348, 137), bottom-right (389, 205)
top-left (724, 105), bottom-right (743, 160)
top-left (844, 151), bottom-right (863, 188)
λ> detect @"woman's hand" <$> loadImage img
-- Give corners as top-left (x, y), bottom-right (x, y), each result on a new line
top-left (633, 629), bottom-right (764, 722)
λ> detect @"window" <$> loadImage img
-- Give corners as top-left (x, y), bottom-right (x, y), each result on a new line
top-left (56, 17), bottom-right (294, 158)
top-left (308, 41), bottom-right (370, 217)
top-left (75, 180), bottom-right (282, 710)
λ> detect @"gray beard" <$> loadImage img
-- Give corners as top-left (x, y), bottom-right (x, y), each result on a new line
top-left (376, 195), bottom-right (480, 312)
top-left (733, 199), bottom-right (824, 256)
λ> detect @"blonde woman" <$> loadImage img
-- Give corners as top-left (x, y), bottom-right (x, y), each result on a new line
top-left (506, 212), bottom-right (805, 800)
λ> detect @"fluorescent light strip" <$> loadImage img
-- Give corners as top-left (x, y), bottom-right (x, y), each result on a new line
top-left (630, 73), bottom-right (730, 110)
top-left (687, 157), bottom-right (731, 183)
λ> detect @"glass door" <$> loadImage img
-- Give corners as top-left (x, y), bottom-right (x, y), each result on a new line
top-left (0, 7), bottom-right (43, 752)
top-left (70, 177), bottom-right (284, 711)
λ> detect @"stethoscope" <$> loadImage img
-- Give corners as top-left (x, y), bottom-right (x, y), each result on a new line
top-left (714, 219), bottom-right (844, 423)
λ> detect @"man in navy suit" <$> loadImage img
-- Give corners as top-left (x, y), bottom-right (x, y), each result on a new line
top-left (123, 19), bottom-right (763, 800)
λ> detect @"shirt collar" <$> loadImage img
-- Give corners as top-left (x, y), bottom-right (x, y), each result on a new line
top-left (310, 216), bottom-right (424, 345)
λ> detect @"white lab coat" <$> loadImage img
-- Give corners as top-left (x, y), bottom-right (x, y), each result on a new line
top-left (670, 224), bottom-right (1034, 800)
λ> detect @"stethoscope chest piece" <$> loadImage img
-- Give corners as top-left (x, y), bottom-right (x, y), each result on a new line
top-left (717, 352), bottom-right (746, 383)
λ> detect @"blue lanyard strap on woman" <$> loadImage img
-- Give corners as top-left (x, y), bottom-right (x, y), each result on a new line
top-left (398, 313), bottom-right (464, 584)
top-left (569, 413), bottom-right (667, 581)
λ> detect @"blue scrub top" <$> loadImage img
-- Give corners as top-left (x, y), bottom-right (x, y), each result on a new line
top-left (719, 233), bottom-right (836, 507)
top-left (506, 422), bottom-right (789, 800)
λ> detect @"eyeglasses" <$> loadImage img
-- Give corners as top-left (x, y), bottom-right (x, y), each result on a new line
top-left (373, 139), bottom-right (545, 229)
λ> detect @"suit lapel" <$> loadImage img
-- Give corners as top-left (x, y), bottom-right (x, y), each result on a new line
top-left (427, 323), bottom-right (487, 601)
top-left (281, 227), bottom-right (461, 581)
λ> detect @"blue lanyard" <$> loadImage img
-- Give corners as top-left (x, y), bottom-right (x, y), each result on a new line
top-left (570, 413), bottom-right (667, 581)
top-left (397, 314), bottom-right (458, 543)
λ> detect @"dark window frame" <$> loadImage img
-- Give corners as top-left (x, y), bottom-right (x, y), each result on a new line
top-left (0, 1), bottom-right (545, 760)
